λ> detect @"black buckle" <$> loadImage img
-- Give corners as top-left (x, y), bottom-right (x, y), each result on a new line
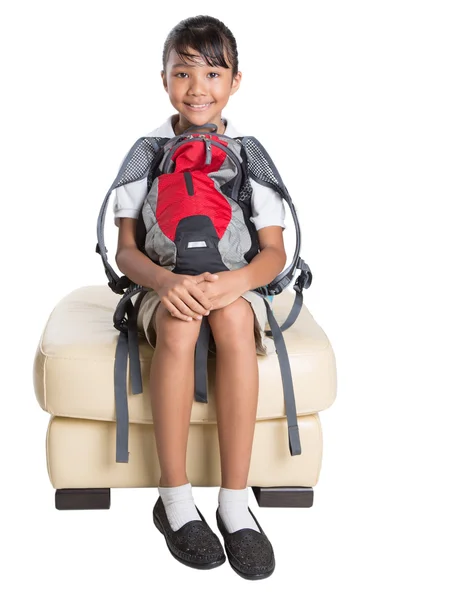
top-left (108, 275), bottom-right (131, 295)
top-left (294, 260), bottom-right (312, 293)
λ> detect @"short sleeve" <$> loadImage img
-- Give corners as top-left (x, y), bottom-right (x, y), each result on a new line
top-left (111, 145), bottom-right (149, 227)
top-left (111, 123), bottom-right (171, 226)
top-left (112, 178), bottom-right (148, 227)
top-left (249, 179), bottom-right (287, 231)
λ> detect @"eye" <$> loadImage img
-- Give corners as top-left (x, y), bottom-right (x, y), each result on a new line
top-left (175, 72), bottom-right (188, 78)
top-left (207, 72), bottom-right (219, 79)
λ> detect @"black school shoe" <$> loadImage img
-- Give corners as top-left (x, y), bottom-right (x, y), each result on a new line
top-left (216, 507), bottom-right (275, 580)
top-left (153, 496), bottom-right (226, 570)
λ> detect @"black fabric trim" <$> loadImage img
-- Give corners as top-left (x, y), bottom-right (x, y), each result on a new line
top-left (238, 144), bottom-right (260, 263)
top-left (184, 171), bottom-right (195, 196)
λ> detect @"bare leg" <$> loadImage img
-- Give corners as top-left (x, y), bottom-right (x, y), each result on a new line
top-left (149, 303), bottom-right (203, 487)
top-left (207, 298), bottom-right (259, 489)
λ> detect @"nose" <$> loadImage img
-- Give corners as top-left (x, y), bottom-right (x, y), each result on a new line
top-left (188, 74), bottom-right (208, 96)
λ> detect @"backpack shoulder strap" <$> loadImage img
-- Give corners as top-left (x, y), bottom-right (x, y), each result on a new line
top-left (96, 135), bottom-right (169, 293)
top-left (237, 136), bottom-right (312, 295)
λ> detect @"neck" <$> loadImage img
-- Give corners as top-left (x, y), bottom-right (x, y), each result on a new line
top-left (173, 114), bottom-right (225, 136)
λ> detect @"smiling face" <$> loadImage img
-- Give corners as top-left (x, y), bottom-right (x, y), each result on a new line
top-left (161, 47), bottom-right (242, 135)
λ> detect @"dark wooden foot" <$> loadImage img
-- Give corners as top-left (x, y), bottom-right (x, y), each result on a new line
top-left (55, 488), bottom-right (111, 510)
top-left (251, 486), bottom-right (314, 507)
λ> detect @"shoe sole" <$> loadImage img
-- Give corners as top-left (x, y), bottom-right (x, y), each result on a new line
top-left (153, 512), bottom-right (226, 570)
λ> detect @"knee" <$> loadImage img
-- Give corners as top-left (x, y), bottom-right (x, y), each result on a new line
top-left (154, 303), bottom-right (202, 352)
top-left (208, 298), bottom-right (255, 341)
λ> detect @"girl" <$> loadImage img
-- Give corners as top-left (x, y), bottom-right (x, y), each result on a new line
top-left (114, 15), bottom-right (286, 580)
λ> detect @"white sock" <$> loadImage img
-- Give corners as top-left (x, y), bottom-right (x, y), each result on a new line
top-left (218, 487), bottom-right (260, 533)
top-left (158, 482), bottom-right (201, 532)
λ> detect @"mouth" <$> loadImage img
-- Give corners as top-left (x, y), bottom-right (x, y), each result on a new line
top-left (185, 102), bottom-right (213, 111)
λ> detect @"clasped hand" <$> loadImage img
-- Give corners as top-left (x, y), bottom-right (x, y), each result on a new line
top-left (196, 270), bottom-right (247, 311)
top-left (156, 270), bottom-right (247, 322)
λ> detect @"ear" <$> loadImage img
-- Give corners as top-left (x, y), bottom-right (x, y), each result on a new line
top-left (161, 70), bottom-right (168, 93)
top-left (230, 71), bottom-right (242, 97)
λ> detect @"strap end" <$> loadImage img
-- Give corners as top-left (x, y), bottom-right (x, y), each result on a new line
top-left (116, 449), bottom-right (130, 463)
top-left (288, 425), bottom-right (302, 456)
top-left (131, 381), bottom-right (143, 395)
top-left (195, 394), bottom-right (208, 404)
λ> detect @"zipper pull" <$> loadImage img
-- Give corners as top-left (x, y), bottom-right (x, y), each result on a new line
top-left (204, 138), bottom-right (212, 165)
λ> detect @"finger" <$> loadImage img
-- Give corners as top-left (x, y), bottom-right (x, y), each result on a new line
top-left (193, 272), bottom-right (218, 283)
top-left (172, 282), bottom-right (213, 313)
top-left (168, 292), bottom-right (210, 320)
top-left (183, 287), bottom-right (214, 314)
top-left (161, 297), bottom-right (193, 322)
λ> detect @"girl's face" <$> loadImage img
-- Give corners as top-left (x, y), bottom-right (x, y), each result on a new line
top-left (162, 48), bottom-right (242, 134)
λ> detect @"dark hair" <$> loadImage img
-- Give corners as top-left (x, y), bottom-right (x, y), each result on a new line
top-left (162, 15), bottom-right (239, 78)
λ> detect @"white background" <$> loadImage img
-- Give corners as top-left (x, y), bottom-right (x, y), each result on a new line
top-left (1, 0), bottom-right (454, 597)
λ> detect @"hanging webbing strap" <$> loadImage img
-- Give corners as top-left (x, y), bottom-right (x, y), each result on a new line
top-left (114, 330), bottom-right (130, 463)
top-left (112, 287), bottom-right (147, 463)
top-left (265, 291), bottom-right (303, 338)
top-left (258, 293), bottom-right (302, 456)
top-left (127, 291), bottom-right (147, 395)
top-left (194, 316), bottom-right (211, 403)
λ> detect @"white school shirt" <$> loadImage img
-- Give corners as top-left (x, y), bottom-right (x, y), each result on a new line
top-left (112, 115), bottom-right (286, 231)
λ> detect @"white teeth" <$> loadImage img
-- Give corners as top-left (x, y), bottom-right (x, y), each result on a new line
top-left (189, 103), bottom-right (210, 107)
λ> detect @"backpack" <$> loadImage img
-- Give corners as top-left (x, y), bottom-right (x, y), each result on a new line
top-left (96, 123), bottom-right (312, 464)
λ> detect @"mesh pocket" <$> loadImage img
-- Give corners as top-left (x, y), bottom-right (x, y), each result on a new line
top-left (243, 138), bottom-right (280, 188)
top-left (116, 138), bottom-right (166, 188)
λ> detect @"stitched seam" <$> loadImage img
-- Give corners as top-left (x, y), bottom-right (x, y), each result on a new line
top-left (42, 354), bottom-right (48, 410)
top-left (45, 418), bottom-right (53, 487)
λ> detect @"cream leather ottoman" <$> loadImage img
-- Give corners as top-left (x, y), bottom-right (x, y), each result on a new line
top-left (33, 285), bottom-right (337, 510)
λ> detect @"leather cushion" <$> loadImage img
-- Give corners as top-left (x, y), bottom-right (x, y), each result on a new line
top-left (34, 285), bottom-right (336, 423)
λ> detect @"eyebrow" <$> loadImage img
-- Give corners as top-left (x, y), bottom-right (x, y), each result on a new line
top-left (171, 62), bottom-right (222, 69)
top-left (172, 62), bottom-right (198, 69)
